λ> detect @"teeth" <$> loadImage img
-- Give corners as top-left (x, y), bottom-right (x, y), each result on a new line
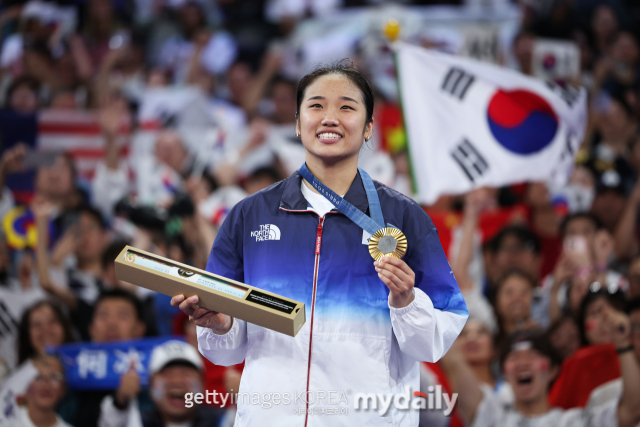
top-left (318, 133), bottom-right (341, 139)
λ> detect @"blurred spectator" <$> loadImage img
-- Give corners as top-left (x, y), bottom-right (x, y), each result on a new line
top-left (547, 285), bottom-right (629, 409)
top-left (0, 247), bottom-right (47, 371)
top-left (174, 312), bottom-right (242, 409)
top-left (17, 300), bottom-right (75, 365)
top-left (35, 202), bottom-right (109, 340)
top-left (488, 225), bottom-right (542, 290)
top-left (577, 285), bottom-right (627, 346)
top-left (590, 5), bottom-right (619, 57)
top-left (98, 340), bottom-right (229, 427)
top-left (243, 166), bottom-right (282, 195)
top-left (3, 75), bottom-right (39, 113)
top-left (9, 355), bottom-right (72, 427)
top-left (546, 314), bottom-right (581, 361)
top-left (542, 212), bottom-right (621, 326)
top-left (512, 31), bottom-right (535, 76)
top-left (584, 296), bottom-right (640, 410)
top-left (89, 289), bottom-right (146, 343)
top-left (156, 2), bottom-right (237, 83)
top-left (455, 317), bottom-right (500, 391)
top-left (441, 327), bottom-right (640, 427)
top-left (68, 289), bottom-right (148, 427)
top-left (492, 270), bottom-right (538, 344)
top-left (78, 0), bottom-right (124, 71)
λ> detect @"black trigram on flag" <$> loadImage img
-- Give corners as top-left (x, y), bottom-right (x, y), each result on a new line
top-left (0, 300), bottom-right (18, 339)
top-left (545, 81), bottom-right (580, 107)
top-left (442, 68), bottom-right (475, 100)
top-left (451, 139), bottom-right (489, 182)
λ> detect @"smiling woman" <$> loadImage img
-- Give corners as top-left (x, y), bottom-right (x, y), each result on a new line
top-left (171, 61), bottom-right (468, 427)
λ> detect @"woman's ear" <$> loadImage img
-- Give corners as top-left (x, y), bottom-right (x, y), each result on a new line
top-left (295, 118), bottom-right (301, 138)
top-left (364, 118), bottom-right (375, 141)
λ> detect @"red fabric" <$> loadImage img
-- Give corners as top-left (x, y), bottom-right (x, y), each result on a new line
top-left (536, 234), bottom-right (562, 280)
top-left (548, 344), bottom-right (620, 409)
top-left (425, 204), bottom-right (530, 257)
top-left (375, 102), bottom-right (406, 154)
top-left (424, 362), bottom-right (465, 427)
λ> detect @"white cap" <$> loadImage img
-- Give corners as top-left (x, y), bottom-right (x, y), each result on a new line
top-left (149, 340), bottom-right (203, 376)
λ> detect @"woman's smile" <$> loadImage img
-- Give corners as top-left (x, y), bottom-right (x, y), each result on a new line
top-left (316, 130), bottom-right (343, 144)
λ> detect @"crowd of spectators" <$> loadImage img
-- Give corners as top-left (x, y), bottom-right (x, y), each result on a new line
top-left (1, 0), bottom-right (640, 426)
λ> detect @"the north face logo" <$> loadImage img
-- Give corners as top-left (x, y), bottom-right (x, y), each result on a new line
top-left (250, 224), bottom-right (281, 241)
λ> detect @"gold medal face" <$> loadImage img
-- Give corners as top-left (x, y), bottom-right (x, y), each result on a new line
top-left (368, 227), bottom-right (408, 261)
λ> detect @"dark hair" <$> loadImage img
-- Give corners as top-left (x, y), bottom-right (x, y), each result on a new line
top-left (271, 75), bottom-right (297, 93)
top-left (4, 76), bottom-right (40, 109)
top-left (559, 212), bottom-right (603, 238)
top-left (93, 289), bottom-right (144, 322)
top-left (79, 204), bottom-right (107, 230)
top-left (102, 239), bottom-right (129, 270)
top-left (18, 300), bottom-right (75, 364)
top-left (247, 167), bottom-right (283, 184)
top-left (499, 329), bottom-right (562, 370)
top-left (495, 269), bottom-right (538, 291)
top-left (545, 314), bottom-right (579, 361)
top-left (627, 297), bottom-right (640, 314)
top-left (577, 286), bottom-right (626, 346)
top-left (490, 225), bottom-right (541, 255)
top-left (295, 60), bottom-right (374, 125)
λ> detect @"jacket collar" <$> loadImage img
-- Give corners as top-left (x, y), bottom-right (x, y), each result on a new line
top-left (280, 170), bottom-right (370, 214)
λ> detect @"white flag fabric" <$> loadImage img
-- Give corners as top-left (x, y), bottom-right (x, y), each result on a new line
top-left (0, 360), bottom-right (37, 424)
top-left (395, 42), bottom-right (587, 204)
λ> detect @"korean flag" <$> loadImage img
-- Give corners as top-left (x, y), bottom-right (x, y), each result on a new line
top-left (395, 42), bottom-right (587, 204)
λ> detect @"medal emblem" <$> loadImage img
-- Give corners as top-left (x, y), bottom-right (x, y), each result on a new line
top-left (368, 227), bottom-right (408, 261)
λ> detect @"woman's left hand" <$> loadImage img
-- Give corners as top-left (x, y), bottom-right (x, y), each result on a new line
top-left (375, 257), bottom-right (415, 308)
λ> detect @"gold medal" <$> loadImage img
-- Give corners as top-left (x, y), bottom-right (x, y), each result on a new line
top-left (368, 227), bottom-right (408, 261)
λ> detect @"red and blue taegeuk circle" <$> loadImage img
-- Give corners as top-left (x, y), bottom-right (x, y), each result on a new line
top-left (487, 89), bottom-right (558, 155)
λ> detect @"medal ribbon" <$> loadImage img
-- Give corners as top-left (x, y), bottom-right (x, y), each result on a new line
top-left (299, 163), bottom-right (385, 235)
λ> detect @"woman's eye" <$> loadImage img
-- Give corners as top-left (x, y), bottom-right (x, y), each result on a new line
top-left (341, 105), bottom-right (353, 110)
top-left (310, 104), bottom-right (322, 108)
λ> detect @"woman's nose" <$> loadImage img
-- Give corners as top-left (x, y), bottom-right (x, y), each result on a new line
top-left (321, 111), bottom-right (339, 126)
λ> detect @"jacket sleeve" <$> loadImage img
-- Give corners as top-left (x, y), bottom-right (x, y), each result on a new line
top-left (390, 208), bottom-right (468, 363)
top-left (197, 319), bottom-right (248, 366)
top-left (197, 203), bottom-right (248, 366)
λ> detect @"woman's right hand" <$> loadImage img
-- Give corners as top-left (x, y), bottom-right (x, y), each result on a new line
top-left (171, 295), bottom-right (233, 335)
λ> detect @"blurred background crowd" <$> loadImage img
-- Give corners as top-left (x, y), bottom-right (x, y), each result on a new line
top-left (0, 0), bottom-right (640, 426)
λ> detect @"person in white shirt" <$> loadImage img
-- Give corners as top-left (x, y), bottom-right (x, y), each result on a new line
top-left (440, 308), bottom-right (640, 427)
top-left (5, 355), bottom-right (72, 427)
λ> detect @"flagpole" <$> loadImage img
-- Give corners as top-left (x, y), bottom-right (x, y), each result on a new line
top-left (383, 20), bottom-right (419, 200)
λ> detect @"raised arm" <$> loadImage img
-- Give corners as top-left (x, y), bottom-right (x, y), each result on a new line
top-left (608, 308), bottom-right (640, 427)
top-left (438, 338), bottom-right (484, 424)
top-left (452, 190), bottom-right (483, 293)
top-left (32, 197), bottom-right (78, 310)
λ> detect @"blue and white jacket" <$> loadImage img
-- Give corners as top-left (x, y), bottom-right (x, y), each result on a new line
top-left (197, 170), bottom-right (468, 427)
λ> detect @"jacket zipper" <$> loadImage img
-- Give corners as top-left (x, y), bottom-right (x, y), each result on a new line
top-left (304, 216), bottom-right (324, 426)
top-left (279, 207), bottom-right (334, 426)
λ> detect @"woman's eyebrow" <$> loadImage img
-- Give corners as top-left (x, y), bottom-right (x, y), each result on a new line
top-left (306, 95), bottom-right (359, 104)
